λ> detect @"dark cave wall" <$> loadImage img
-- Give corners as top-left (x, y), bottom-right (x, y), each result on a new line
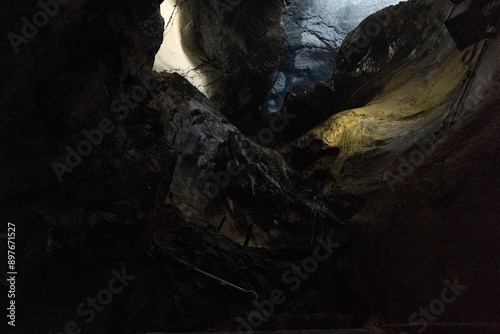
top-left (176, 0), bottom-right (285, 130)
top-left (334, 0), bottom-right (457, 109)
top-left (0, 1), bottom-right (349, 332)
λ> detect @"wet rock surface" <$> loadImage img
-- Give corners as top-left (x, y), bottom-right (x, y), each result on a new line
top-left (269, 82), bottom-right (342, 147)
top-left (284, 0), bottom-right (500, 329)
top-left (0, 0), bottom-right (499, 333)
top-left (267, 0), bottom-right (406, 114)
top-left (155, 0), bottom-right (285, 131)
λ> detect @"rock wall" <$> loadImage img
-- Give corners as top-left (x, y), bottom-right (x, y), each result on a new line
top-left (155, 0), bottom-right (285, 131)
top-left (283, 0), bottom-right (500, 326)
top-left (154, 0), bottom-right (406, 130)
top-left (1, 0), bottom-right (499, 332)
top-left (0, 1), bottom-right (348, 332)
top-left (266, 0), bottom-right (406, 114)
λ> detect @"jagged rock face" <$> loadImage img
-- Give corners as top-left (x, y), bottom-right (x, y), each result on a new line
top-left (284, 0), bottom-right (461, 201)
top-left (154, 0), bottom-right (405, 129)
top-left (267, 82), bottom-right (342, 147)
top-left (0, 1), bottom-right (349, 331)
top-left (1, 0), bottom-right (500, 332)
top-left (284, 0), bottom-right (500, 326)
top-left (266, 0), bottom-right (406, 114)
top-left (146, 73), bottom-right (342, 250)
top-left (334, 0), bottom-right (455, 109)
top-left (0, 0), bottom-right (165, 209)
top-left (155, 0), bottom-right (285, 131)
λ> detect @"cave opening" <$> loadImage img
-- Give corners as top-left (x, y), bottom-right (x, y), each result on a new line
top-left (1, 0), bottom-right (500, 333)
top-left (154, 0), bottom-right (407, 135)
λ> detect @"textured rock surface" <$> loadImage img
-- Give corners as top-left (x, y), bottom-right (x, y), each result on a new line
top-left (147, 73), bottom-right (343, 250)
top-left (284, 0), bottom-right (500, 326)
top-left (266, 0), bottom-right (406, 114)
top-left (0, 1), bottom-right (349, 332)
top-left (285, 0), bottom-right (462, 201)
top-left (1, 0), bottom-right (499, 332)
top-left (154, 0), bottom-right (406, 130)
top-left (155, 0), bottom-right (285, 130)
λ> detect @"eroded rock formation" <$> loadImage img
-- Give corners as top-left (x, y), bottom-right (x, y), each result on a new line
top-left (0, 0), bottom-right (499, 333)
top-left (155, 0), bottom-right (285, 130)
top-left (267, 0), bottom-right (406, 114)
